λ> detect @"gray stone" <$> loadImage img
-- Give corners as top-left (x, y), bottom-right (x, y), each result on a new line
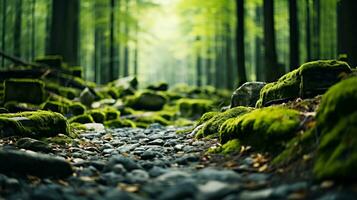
top-left (230, 82), bottom-right (266, 108)
top-left (16, 137), bottom-right (52, 153)
top-left (0, 149), bottom-right (73, 178)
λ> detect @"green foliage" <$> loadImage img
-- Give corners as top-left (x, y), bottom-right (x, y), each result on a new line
top-left (219, 106), bottom-right (301, 152)
top-left (69, 114), bottom-right (94, 124)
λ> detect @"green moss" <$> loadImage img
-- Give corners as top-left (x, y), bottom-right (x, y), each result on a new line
top-left (257, 69), bottom-right (301, 107)
top-left (0, 111), bottom-right (69, 137)
top-left (313, 77), bottom-right (357, 180)
top-left (256, 60), bottom-right (351, 107)
top-left (88, 110), bottom-right (106, 123)
top-left (196, 107), bottom-right (253, 139)
top-left (69, 114), bottom-right (94, 124)
top-left (42, 101), bottom-right (68, 114)
top-left (316, 77), bottom-right (357, 132)
top-left (70, 66), bottom-right (83, 78)
top-left (68, 103), bottom-right (86, 116)
top-left (314, 112), bottom-right (357, 180)
top-left (208, 139), bottom-right (241, 155)
top-left (104, 119), bottom-right (136, 128)
top-left (4, 101), bottom-right (40, 113)
top-left (102, 107), bottom-right (120, 120)
top-left (125, 91), bottom-right (167, 111)
top-left (196, 111), bottom-right (219, 126)
top-left (133, 115), bottom-right (170, 128)
top-left (177, 98), bottom-right (214, 119)
top-left (45, 82), bottom-right (80, 100)
top-left (4, 79), bottom-right (46, 104)
top-left (219, 106), bottom-right (301, 151)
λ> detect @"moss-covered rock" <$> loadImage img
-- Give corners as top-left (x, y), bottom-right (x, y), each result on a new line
top-left (147, 82), bottom-right (169, 91)
top-left (35, 55), bottom-right (63, 68)
top-left (4, 79), bottom-right (46, 104)
top-left (125, 91), bottom-right (167, 111)
top-left (42, 101), bottom-right (85, 117)
top-left (196, 107), bottom-right (253, 139)
top-left (45, 82), bottom-right (80, 100)
top-left (69, 114), bottom-right (94, 124)
top-left (257, 60), bottom-right (352, 107)
top-left (219, 106), bottom-right (301, 151)
top-left (104, 119), bottom-right (136, 128)
top-left (102, 107), bottom-right (120, 120)
top-left (313, 77), bottom-right (357, 180)
top-left (132, 114), bottom-right (170, 128)
top-left (196, 111), bottom-right (220, 126)
top-left (177, 98), bottom-right (214, 119)
top-left (0, 111), bottom-right (69, 137)
top-left (88, 110), bottom-right (106, 123)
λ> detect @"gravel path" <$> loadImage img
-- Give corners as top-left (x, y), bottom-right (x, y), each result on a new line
top-left (0, 124), bottom-right (356, 200)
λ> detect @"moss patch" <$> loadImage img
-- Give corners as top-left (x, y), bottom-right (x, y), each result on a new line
top-left (0, 111), bottom-right (69, 137)
top-left (177, 98), bottom-right (214, 119)
top-left (208, 139), bottom-right (241, 155)
top-left (196, 107), bottom-right (253, 139)
top-left (88, 110), bottom-right (106, 123)
top-left (219, 106), bottom-right (301, 151)
top-left (313, 77), bottom-right (357, 181)
top-left (104, 119), bottom-right (136, 128)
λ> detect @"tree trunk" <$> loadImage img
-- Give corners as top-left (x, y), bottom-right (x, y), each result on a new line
top-left (289, 0), bottom-right (299, 70)
top-left (109, 0), bottom-right (115, 81)
top-left (1, 0), bottom-right (7, 68)
top-left (306, 0), bottom-right (312, 61)
top-left (226, 24), bottom-right (233, 89)
top-left (236, 0), bottom-right (247, 86)
top-left (263, 0), bottom-right (279, 82)
top-left (31, 0), bottom-right (36, 59)
top-left (313, 0), bottom-right (320, 59)
top-left (13, 0), bottom-right (22, 58)
top-left (123, 0), bottom-right (129, 77)
top-left (206, 41), bottom-right (213, 86)
top-left (48, 0), bottom-right (79, 65)
top-left (196, 36), bottom-right (202, 87)
top-left (337, 0), bottom-right (357, 67)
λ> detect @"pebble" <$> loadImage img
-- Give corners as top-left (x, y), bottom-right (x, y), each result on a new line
top-left (0, 126), bottom-right (353, 200)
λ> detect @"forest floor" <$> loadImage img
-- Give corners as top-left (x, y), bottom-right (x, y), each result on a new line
top-left (1, 58), bottom-right (357, 199)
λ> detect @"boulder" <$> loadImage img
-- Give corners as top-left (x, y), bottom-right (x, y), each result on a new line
top-left (125, 91), bottom-right (167, 111)
top-left (4, 79), bottom-right (46, 104)
top-left (177, 98), bottom-right (214, 119)
top-left (0, 149), bottom-right (73, 178)
top-left (147, 82), bottom-right (169, 91)
top-left (257, 60), bottom-right (352, 107)
top-left (230, 82), bottom-right (266, 108)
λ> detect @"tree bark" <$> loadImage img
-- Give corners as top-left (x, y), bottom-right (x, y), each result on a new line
top-left (48, 0), bottom-right (79, 65)
top-left (31, 0), bottom-right (36, 59)
top-left (109, 0), bottom-right (115, 81)
top-left (289, 0), bottom-right (299, 70)
top-left (263, 0), bottom-right (279, 82)
top-left (236, 0), bottom-right (247, 86)
top-left (123, 0), bottom-right (130, 77)
top-left (1, 0), bottom-right (7, 68)
top-left (306, 0), bottom-right (312, 61)
top-left (14, 0), bottom-right (22, 58)
top-left (196, 36), bottom-right (202, 87)
top-left (337, 0), bottom-right (357, 67)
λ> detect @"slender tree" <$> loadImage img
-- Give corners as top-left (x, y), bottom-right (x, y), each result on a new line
top-left (123, 0), bottom-right (130, 77)
top-left (109, 0), bottom-right (115, 81)
top-left (263, 0), bottom-right (279, 82)
top-left (338, 0), bottom-right (357, 67)
top-left (31, 0), bottom-right (36, 59)
top-left (48, 0), bottom-right (79, 65)
top-left (305, 0), bottom-right (312, 61)
top-left (226, 24), bottom-right (233, 89)
top-left (236, 0), bottom-right (247, 86)
top-left (1, 0), bottom-right (6, 68)
top-left (289, 0), bottom-right (299, 70)
top-left (196, 36), bottom-right (202, 87)
top-left (312, 0), bottom-right (320, 59)
top-left (13, 0), bottom-right (22, 58)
